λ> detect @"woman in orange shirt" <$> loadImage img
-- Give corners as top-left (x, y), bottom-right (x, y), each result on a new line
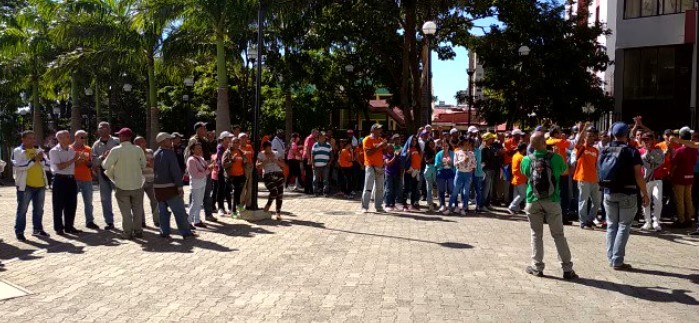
top-left (222, 137), bottom-right (248, 217)
top-left (402, 135), bottom-right (422, 210)
top-left (339, 140), bottom-right (355, 198)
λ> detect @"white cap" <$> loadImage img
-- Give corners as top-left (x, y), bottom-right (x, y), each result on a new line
top-left (512, 129), bottom-right (525, 136)
top-left (679, 126), bottom-right (694, 136)
top-left (425, 124), bottom-right (433, 129)
top-left (238, 132), bottom-right (248, 139)
top-left (449, 128), bottom-right (459, 135)
top-left (155, 132), bottom-right (174, 144)
top-left (467, 126), bottom-right (479, 133)
top-left (218, 131), bottom-right (234, 140)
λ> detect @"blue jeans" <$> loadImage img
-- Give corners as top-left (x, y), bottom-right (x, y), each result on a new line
top-left (449, 171), bottom-right (473, 210)
top-left (98, 175), bottom-right (115, 224)
top-left (158, 195), bottom-right (194, 236)
top-left (604, 193), bottom-right (637, 267)
top-left (384, 174), bottom-right (402, 206)
top-left (15, 186), bottom-right (45, 235)
top-left (436, 169), bottom-right (454, 208)
top-left (313, 166), bottom-right (330, 195)
top-left (76, 180), bottom-right (94, 224)
top-left (509, 184), bottom-right (527, 212)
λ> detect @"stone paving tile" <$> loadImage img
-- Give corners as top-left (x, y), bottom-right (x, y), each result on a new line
top-left (0, 186), bottom-right (698, 322)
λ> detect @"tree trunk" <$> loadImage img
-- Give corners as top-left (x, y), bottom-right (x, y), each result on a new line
top-left (32, 77), bottom-right (44, 144)
top-left (401, 0), bottom-right (417, 133)
top-left (148, 57), bottom-right (159, 148)
top-left (95, 78), bottom-right (101, 128)
top-left (284, 88), bottom-right (293, 143)
top-left (215, 29), bottom-right (230, 135)
top-left (70, 73), bottom-right (81, 135)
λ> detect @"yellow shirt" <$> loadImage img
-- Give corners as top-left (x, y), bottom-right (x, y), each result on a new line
top-left (25, 148), bottom-right (45, 188)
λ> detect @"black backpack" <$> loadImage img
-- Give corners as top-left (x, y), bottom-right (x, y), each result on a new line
top-left (528, 152), bottom-right (556, 199)
top-left (598, 145), bottom-right (626, 190)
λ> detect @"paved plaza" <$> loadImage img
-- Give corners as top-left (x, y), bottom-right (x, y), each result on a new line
top-left (0, 185), bottom-right (698, 322)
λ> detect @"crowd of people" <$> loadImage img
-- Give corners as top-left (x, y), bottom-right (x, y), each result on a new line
top-left (4, 116), bottom-right (699, 277)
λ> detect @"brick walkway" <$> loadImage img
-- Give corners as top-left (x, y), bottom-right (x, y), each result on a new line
top-left (0, 185), bottom-right (698, 322)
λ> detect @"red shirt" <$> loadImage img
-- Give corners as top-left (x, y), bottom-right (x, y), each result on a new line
top-left (302, 135), bottom-right (316, 160)
top-left (672, 145), bottom-right (698, 185)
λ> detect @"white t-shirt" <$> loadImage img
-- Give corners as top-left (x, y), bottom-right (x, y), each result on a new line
top-left (258, 151), bottom-right (283, 174)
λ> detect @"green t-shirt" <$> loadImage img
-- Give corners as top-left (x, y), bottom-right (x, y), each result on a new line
top-left (520, 149), bottom-right (567, 203)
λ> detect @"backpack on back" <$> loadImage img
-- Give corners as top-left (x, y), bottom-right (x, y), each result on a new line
top-left (528, 152), bottom-right (556, 199)
top-left (598, 145), bottom-right (626, 190)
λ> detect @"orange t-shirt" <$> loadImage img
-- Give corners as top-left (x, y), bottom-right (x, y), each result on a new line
top-left (409, 147), bottom-right (422, 170)
top-left (504, 138), bottom-right (518, 166)
top-left (242, 144), bottom-right (254, 166)
top-left (363, 136), bottom-right (385, 167)
top-left (511, 152), bottom-right (527, 186)
top-left (71, 144), bottom-right (93, 182)
top-left (226, 149), bottom-right (245, 176)
top-left (573, 145), bottom-right (599, 183)
top-left (354, 147), bottom-right (364, 167)
top-left (339, 148), bottom-right (354, 168)
top-left (546, 137), bottom-right (570, 174)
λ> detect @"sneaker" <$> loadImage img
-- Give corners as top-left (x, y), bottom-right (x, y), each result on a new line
top-left (613, 263), bottom-right (632, 271)
top-left (16, 234), bottom-right (27, 241)
top-left (104, 223), bottom-right (116, 231)
top-left (506, 208), bottom-right (516, 215)
top-left (32, 230), bottom-right (50, 237)
top-left (438, 206), bottom-right (446, 213)
top-left (593, 218), bottom-right (602, 227)
top-left (86, 222), bottom-right (99, 230)
top-left (442, 209), bottom-right (450, 216)
top-left (409, 205), bottom-right (419, 211)
top-left (563, 271), bottom-right (579, 280)
top-left (385, 207), bottom-right (394, 212)
top-left (652, 222), bottom-right (662, 232)
top-left (217, 209), bottom-right (226, 216)
top-left (640, 222), bottom-right (652, 231)
top-left (526, 266), bottom-right (543, 277)
top-left (375, 208), bottom-right (386, 213)
top-left (361, 208), bottom-right (369, 214)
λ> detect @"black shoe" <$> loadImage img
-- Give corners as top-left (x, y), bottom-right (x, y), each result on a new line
top-left (526, 266), bottom-right (543, 277)
top-left (205, 216), bottom-right (217, 222)
top-left (104, 223), bottom-right (115, 231)
top-left (160, 233), bottom-right (172, 239)
top-left (563, 271), bottom-right (579, 280)
top-left (562, 220), bottom-right (573, 226)
top-left (194, 222), bottom-right (207, 228)
top-left (154, 223), bottom-right (160, 228)
top-left (86, 222), bottom-right (99, 230)
top-left (183, 232), bottom-right (198, 239)
top-left (32, 230), bottom-right (50, 237)
top-left (55, 230), bottom-right (65, 236)
top-left (189, 224), bottom-right (196, 230)
top-left (613, 263), bottom-right (632, 271)
top-left (141, 222), bottom-right (147, 228)
top-left (16, 234), bottom-right (27, 241)
top-left (66, 228), bottom-right (83, 235)
top-left (689, 230), bottom-right (699, 236)
top-left (133, 232), bottom-right (143, 238)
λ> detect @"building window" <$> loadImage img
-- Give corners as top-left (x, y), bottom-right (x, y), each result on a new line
top-left (623, 45), bottom-right (691, 100)
top-left (625, 0), bottom-right (694, 19)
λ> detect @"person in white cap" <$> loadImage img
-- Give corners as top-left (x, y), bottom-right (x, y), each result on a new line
top-left (153, 132), bottom-right (197, 239)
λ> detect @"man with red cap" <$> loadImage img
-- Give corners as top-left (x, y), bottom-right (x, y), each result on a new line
top-left (102, 128), bottom-right (147, 239)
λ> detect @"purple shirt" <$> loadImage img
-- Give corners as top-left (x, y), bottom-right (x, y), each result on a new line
top-left (384, 153), bottom-right (401, 177)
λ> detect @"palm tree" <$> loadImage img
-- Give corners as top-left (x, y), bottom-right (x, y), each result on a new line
top-left (0, 0), bottom-right (59, 142)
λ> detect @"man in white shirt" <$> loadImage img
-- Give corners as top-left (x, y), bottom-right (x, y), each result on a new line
top-left (49, 130), bottom-right (80, 235)
top-left (271, 129), bottom-right (287, 156)
top-left (12, 130), bottom-right (50, 241)
top-left (102, 128), bottom-right (146, 239)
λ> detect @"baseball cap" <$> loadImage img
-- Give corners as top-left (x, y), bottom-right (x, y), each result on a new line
top-left (114, 128), bottom-right (133, 137)
top-left (467, 126), bottom-right (479, 133)
top-left (171, 132), bottom-right (183, 138)
top-left (611, 122), bottom-right (630, 137)
top-left (391, 134), bottom-right (400, 139)
top-left (156, 132), bottom-right (174, 144)
top-left (663, 129), bottom-right (673, 136)
top-left (680, 126), bottom-right (694, 136)
top-left (449, 128), bottom-right (459, 135)
top-left (218, 131), bottom-right (234, 140)
top-left (512, 129), bottom-right (524, 136)
top-left (370, 123), bottom-right (383, 131)
top-left (347, 129), bottom-right (354, 134)
top-left (238, 132), bottom-right (248, 138)
top-left (482, 132), bottom-right (496, 141)
top-left (193, 121), bottom-right (207, 132)
top-left (425, 124), bottom-right (433, 129)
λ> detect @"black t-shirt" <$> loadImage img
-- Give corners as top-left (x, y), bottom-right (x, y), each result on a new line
top-left (605, 141), bottom-right (643, 194)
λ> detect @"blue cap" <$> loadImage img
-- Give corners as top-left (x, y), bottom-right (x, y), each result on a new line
top-left (611, 122), bottom-right (629, 137)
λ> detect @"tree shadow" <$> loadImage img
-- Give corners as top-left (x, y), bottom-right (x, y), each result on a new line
top-left (559, 276), bottom-right (699, 305)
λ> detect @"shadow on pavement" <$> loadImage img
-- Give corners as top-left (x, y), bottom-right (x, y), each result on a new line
top-left (135, 231), bottom-right (237, 253)
top-left (203, 221), bottom-right (275, 237)
top-left (565, 277), bottom-right (699, 305)
top-left (390, 213), bottom-right (456, 223)
top-left (624, 267), bottom-right (699, 285)
top-left (324, 228), bottom-right (473, 250)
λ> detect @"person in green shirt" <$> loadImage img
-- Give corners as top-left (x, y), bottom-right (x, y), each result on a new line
top-left (520, 131), bottom-right (578, 280)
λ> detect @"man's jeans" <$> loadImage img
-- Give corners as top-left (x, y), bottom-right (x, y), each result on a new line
top-left (424, 167), bottom-right (436, 209)
top-left (643, 180), bottom-right (663, 225)
top-left (313, 166), bottom-right (330, 195)
top-left (115, 188), bottom-right (145, 236)
top-left (604, 193), bottom-right (637, 267)
top-left (474, 175), bottom-right (484, 209)
top-left (384, 174), bottom-right (402, 206)
top-left (449, 171), bottom-right (473, 210)
top-left (361, 166), bottom-right (385, 211)
top-left (159, 195), bottom-right (194, 236)
top-left (508, 184), bottom-right (526, 212)
top-left (76, 180), bottom-right (94, 224)
top-left (578, 181), bottom-right (601, 225)
top-left (98, 174), bottom-right (115, 225)
top-left (525, 200), bottom-right (574, 272)
top-left (15, 186), bottom-right (45, 235)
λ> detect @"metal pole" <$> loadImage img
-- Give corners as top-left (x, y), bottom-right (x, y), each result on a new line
top-left (467, 71), bottom-right (474, 127)
top-left (250, 1), bottom-right (265, 211)
top-left (427, 37), bottom-right (433, 125)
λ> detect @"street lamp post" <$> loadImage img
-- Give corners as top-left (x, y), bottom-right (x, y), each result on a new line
top-left (422, 21), bottom-right (437, 126)
top-left (248, 1), bottom-right (267, 211)
top-left (467, 67), bottom-right (475, 127)
top-left (516, 45), bottom-right (530, 130)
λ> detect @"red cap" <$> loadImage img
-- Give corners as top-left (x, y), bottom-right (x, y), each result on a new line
top-left (114, 128), bottom-right (133, 137)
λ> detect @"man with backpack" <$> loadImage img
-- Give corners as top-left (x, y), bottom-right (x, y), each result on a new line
top-left (598, 122), bottom-right (649, 270)
top-left (520, 131), bottom-right (578, 279)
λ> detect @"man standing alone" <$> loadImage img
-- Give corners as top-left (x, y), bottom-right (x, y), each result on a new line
top-left (49, 130), bottom-right (80, 235)
top-left (521, 131), bottom-right (577, 279)
top-left (102, 128), bottom-right (146, 239)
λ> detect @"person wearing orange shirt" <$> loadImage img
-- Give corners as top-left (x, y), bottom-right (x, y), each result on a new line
top-left (402, 135), bottom-right (422, 211)
top-left (354, 141), bottom-right (365, 192)
top-left (573, 125), bottom-right (600, 229)
top-left (71, 130), bottom-right (98, 230)
top-left (361, 124), bottom-right (388, 213)
top-left (546, 126), bottom-right (573, 223)
top-left (222, 137), bottom-right (248, 217)
top-left (339, 140), bottom-right (355, 198)
top-left (507, 143), bottom-right (528, 214)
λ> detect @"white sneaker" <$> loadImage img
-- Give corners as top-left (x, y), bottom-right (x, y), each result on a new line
top-left (593, 218), bottom-right (602, 226)
top-left (361, 208), bottom-right (369, 214)
top-left (652, 222), bottom-right (662, 232)
top-left (438, 206), bottom-right (446, 213)
top-left (640, 222), bottom-right (652, 231)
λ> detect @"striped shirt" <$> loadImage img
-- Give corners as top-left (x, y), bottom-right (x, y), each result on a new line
top-left (312, 142), bottom-right (332, 167)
